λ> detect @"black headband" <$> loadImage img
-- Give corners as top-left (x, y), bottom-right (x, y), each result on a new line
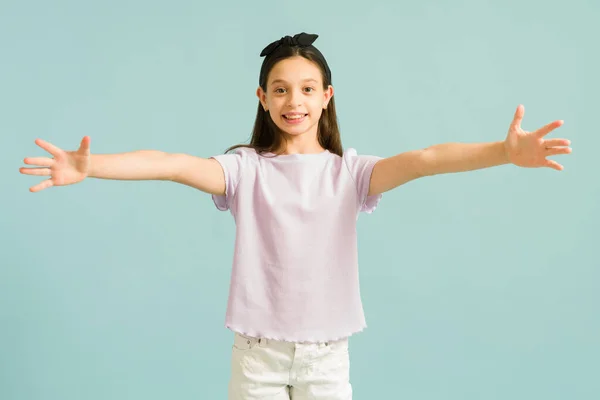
top-left (259, 32), bottom-right (332, 86)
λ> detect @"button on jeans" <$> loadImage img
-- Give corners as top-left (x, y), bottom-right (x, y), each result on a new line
top-left (228, 333), bottom-right (352, 399)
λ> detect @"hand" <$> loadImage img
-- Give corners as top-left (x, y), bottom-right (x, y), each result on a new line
top-left (504, 105), bottom-right (572, 171)
top-left (20, 136), bottom-right (91, 192)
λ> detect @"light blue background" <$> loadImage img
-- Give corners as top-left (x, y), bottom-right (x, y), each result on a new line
top-left (2, 0), bottom-right (598, 399)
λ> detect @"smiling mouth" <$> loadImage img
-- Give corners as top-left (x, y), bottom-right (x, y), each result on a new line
top-left (283, 114), bottom-right (307, 120)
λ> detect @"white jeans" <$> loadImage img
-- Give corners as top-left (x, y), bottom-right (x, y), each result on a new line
top-left (228, 333), bottom-right (352, 399)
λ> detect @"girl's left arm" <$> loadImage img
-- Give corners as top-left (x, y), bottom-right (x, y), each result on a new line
top-left (368, 105), bottom-right (572, 196)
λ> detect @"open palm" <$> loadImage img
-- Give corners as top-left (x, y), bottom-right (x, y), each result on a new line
top-left (504, 105), bottom-right (572, 171)
top-left (20, 136), bottom-right (91, 192)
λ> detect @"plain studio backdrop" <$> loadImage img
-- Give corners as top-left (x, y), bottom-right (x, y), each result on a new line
top-left (1, 0), bottom-right (598, 399)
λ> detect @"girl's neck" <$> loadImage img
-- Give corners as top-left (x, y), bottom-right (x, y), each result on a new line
top-left (275, 134), bottom-right (324, 155)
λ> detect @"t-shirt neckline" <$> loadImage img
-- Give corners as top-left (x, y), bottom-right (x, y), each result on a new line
top-left (259, 149), bottom-right (331, 161)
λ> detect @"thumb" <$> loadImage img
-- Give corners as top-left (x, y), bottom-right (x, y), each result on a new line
top-left (511, 104), bottom-right (524, 130)
top-left (78, 136), bottom-right (91, 155)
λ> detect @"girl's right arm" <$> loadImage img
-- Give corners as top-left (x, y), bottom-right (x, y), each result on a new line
top-left (19, 136), bottom-right (226, 195)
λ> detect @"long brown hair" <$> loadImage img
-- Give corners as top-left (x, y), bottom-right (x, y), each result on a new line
top-left (225, 45), bottom-right (343, 157)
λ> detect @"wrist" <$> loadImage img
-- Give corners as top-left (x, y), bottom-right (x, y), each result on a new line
top-left (88, 154), bottom-right (97, 178)
top-left (501, 139), bottom-right (511, 165)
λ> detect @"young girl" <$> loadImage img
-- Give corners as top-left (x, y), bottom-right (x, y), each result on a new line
top-left (20, 32), bottom-right (571, 399)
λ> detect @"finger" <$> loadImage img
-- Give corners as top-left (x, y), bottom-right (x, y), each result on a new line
top-left (20, 167), bottom-right (51, 176)
top-left (29, 179), bottom-right (54, 192)
top-left (544, 159), bottom-right (564, 171)
top-left (544, 138), bottom-right (570, 148)
top-left (511, 104), bottom-right (524, 130)
top-left (78, 136), bottom-right (91, 155)
top-left (35, 138), bottom-right (63, 157)
top-left (546, 147), bottom-right (572, 156)
top-left (23, 157), bottom-right (55, 167)
top-left (535, 120), bottom-right (564, 138)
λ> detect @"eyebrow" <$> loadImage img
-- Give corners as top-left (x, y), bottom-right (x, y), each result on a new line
top-left (269, 78), bottom-right (319, 85)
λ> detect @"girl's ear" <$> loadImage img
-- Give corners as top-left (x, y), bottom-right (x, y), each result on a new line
top-left (323, 85), bottom-right (334, 109)
top-left (256, 86), bottom-right (268, 111)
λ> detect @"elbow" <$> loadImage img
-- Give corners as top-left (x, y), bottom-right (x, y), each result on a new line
top-left (416, 148), bottom-right (435, 178)
top-left (164, 152), bottom-right (184, 182)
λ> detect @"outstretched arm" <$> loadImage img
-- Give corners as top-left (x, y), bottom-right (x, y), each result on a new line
top-left (20, 136), bottom-right (226, 195)
top-left (368, 105), bottom-right (572, 196)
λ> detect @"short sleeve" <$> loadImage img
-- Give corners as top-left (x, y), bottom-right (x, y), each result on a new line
top-left (343, 148), bottom-right (383, 214)
top-left (210, 148), bottom-right (251, 211)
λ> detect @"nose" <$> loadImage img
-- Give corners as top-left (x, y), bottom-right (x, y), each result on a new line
top-left (287, 89), bottom-right (302, 108)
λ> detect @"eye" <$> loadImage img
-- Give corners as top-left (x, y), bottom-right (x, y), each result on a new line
top-left (304, 87), bottom-right (315, 93)
top-left (274, 88), bottom-right (286, 94)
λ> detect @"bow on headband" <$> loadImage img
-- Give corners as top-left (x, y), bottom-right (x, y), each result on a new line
top-left (260, 32), bottom-right (318, 57)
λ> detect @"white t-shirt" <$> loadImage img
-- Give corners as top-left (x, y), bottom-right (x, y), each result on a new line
top-left (211, 147), bottom-right (382, 343)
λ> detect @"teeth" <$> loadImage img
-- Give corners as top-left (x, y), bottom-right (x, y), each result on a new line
top-left (285, 114), bottom-right (304, 119)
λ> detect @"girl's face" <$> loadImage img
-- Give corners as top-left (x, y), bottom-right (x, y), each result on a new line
top-left (257, 56), bottom-right (333, 140)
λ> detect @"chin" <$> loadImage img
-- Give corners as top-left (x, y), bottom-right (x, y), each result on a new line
top-left (281, 128), bottom-right (306, 136)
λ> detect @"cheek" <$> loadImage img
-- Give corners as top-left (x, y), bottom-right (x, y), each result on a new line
top-left (268, 98), bottom-right (284, 112)
top-left (310, 101), bottom-right (324, 116)
top-left (268, 105), bottom-right (282, 118)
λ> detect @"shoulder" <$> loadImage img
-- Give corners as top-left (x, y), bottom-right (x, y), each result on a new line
top-left (342, 147), bottom-right (382, 168)
top-left (226, 146), bottom-right (259, 158)
top-left (214, 146), bottom-right (259, 165)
